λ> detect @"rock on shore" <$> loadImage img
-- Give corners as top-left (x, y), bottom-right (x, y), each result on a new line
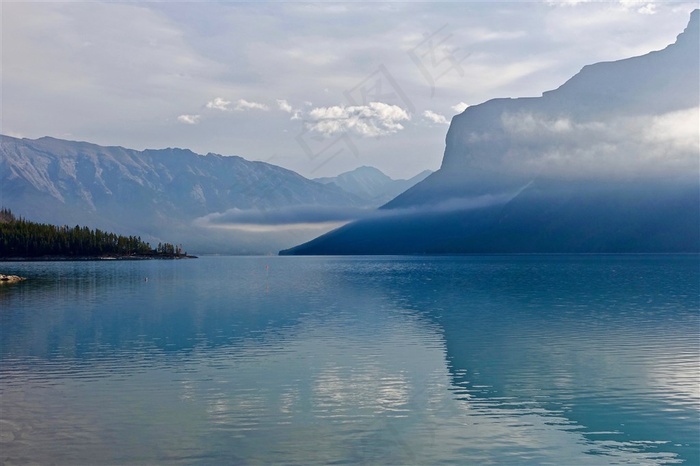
top-left (0, 274), bottom-right (26, 284)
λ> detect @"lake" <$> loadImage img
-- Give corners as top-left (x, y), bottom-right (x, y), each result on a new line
top-left (1, 255), bottom-right (698, 465)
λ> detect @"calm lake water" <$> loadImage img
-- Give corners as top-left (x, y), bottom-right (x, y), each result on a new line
top-left (1, 255), bottom-right (698, 465)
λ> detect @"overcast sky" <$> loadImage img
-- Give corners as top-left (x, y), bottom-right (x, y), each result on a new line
top-left (1, 1), bottom-right (696, 179)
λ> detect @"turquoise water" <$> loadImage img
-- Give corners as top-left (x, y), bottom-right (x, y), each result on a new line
top-left (1, 255), bottom-right (698, 465)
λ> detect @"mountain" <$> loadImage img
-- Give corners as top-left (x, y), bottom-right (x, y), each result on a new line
top-left (281, 10), bottom-right (700, 255)
top-left (314, 166), bottom-right (431, 206)
top-left (0, 135), bottom-right (363, 254)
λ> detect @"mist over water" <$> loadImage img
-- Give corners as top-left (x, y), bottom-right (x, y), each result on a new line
top-left (1, 256), bottom-right (698, 464)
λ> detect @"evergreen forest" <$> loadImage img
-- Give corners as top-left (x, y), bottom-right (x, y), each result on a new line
top-left (0, 208), bottom-right (186, 258)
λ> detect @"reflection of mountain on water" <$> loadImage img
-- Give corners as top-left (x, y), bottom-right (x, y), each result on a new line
top-left (0, 259), bottom-right (311, 360)
top-left (354, 255), bottom-right (700, 464)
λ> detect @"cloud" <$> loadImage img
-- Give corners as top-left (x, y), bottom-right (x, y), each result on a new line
top-left (496, 108), bottom-right (699, 178)
top-left (177, 114), bottom-right (201, 125)
top-left (199, 205), bottom-right (367, 226)
top-left (451, 102), bottom-right (470, 113)
top-left (195, 205), bottom-right (370, 231)
top-left (422, 110), bottom-right (449, 125)
top-left (501, 113), bottom-right (573, 135)
top-left (637, 3), bottom-right (657, 15)
top-left (644, 107), bottom-right (699, 153)
top-left (304, 102), bottom-right (410, 138)
top-left (234, 99), bottom-right (269, 111)
top-left (544, 0), bottom-right (589, 5)
top-left (546, 0), bottom-right (661, 15)
top-left (277, 99), bottom-right (293, 113)
top-left (618, 0), bottom-right (659, 14)
top-left (206, 97), bottom-right (231, 111)
top-left (195, 190), bottom-right (521, 231)
top-left (552, 0), bottom-right (660, 14)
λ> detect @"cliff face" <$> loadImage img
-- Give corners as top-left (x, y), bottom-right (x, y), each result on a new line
top-left (387, 9), bottom-right (698, 209)
top-left (282, 10), bottom-right (699, 255)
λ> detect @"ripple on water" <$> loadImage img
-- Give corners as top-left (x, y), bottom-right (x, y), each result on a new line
top-left (0, 255), bottom-right (697, 465)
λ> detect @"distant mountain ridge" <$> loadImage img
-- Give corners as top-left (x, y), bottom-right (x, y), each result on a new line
top-left (281, 10), bottom-right (700, 255)
top-left (0, 135), bottom-right (366, 253)
top-left (314, 166), bottom-right (431, 206)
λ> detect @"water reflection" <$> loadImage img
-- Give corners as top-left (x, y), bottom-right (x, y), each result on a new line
top-left (339, 255), bottom-right (699, 464)
top-left (0, 256), bottom-right (698, 464)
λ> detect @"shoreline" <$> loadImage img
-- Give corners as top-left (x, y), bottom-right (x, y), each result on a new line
top-left (0, 254), bottom-right (198, 262)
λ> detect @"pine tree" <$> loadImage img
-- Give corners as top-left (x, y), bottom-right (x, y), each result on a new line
top-left (0, 207), bottom-right (187, 258)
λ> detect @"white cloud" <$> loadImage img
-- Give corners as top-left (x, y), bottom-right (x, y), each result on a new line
top-left (305, 102), bottom-right (410, 138)
top-left (546, 0), bottom-right (659, 8)
top-left (618, 0), bottom-right (657, 13)
top-left (496, 109), bottom-right (699, 178)
top-left (637, 3), bottom-right (657, 15)
top-left (177, 114), bottom-right (200, 125)
top-left (501, 113), bottom-right (573, 135)
top-left (544, 0), bottom-right (589, 5)
top-left (206, 97), bottom-right (231, 111)
top-left (234, 99), bottom-right (269, 111)
top-left (452, 102), bottom-right (470, 113)
top-left (422, 110), bottom-right (449, 125)
top-left (197, 205), bottom-right (366, 227)
top-left (195, 190), bottom-right (520, 231)
top-left (277, 99), bottom-right (293, 113)
top-left (546, 0), bottom-right (667, 16)
top-left (644, 107), bottom-right (699, 153)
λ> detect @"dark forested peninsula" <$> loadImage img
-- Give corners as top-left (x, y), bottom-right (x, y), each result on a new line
top-left (0, 208), bottom-right (192, 259)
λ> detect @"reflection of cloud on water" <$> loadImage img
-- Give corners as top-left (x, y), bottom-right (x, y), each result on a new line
top-left (1, 323), bottom-right (684, 466)
top-left (645, 345), bottom-right (700, 408)
top-left (166, 300), bottom-right (686, 465)
top-left (279, 388), bottom-right (300, 415)
top-left (313, 365), bottom-right (410, 415)
top-left (179, 380), bottom-right (196, 402)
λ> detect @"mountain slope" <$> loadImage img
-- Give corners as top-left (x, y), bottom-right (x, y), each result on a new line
top-left (281, 10), bottom-right (700, 255)
top-left (0, 135), bottom-right (362, 253)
